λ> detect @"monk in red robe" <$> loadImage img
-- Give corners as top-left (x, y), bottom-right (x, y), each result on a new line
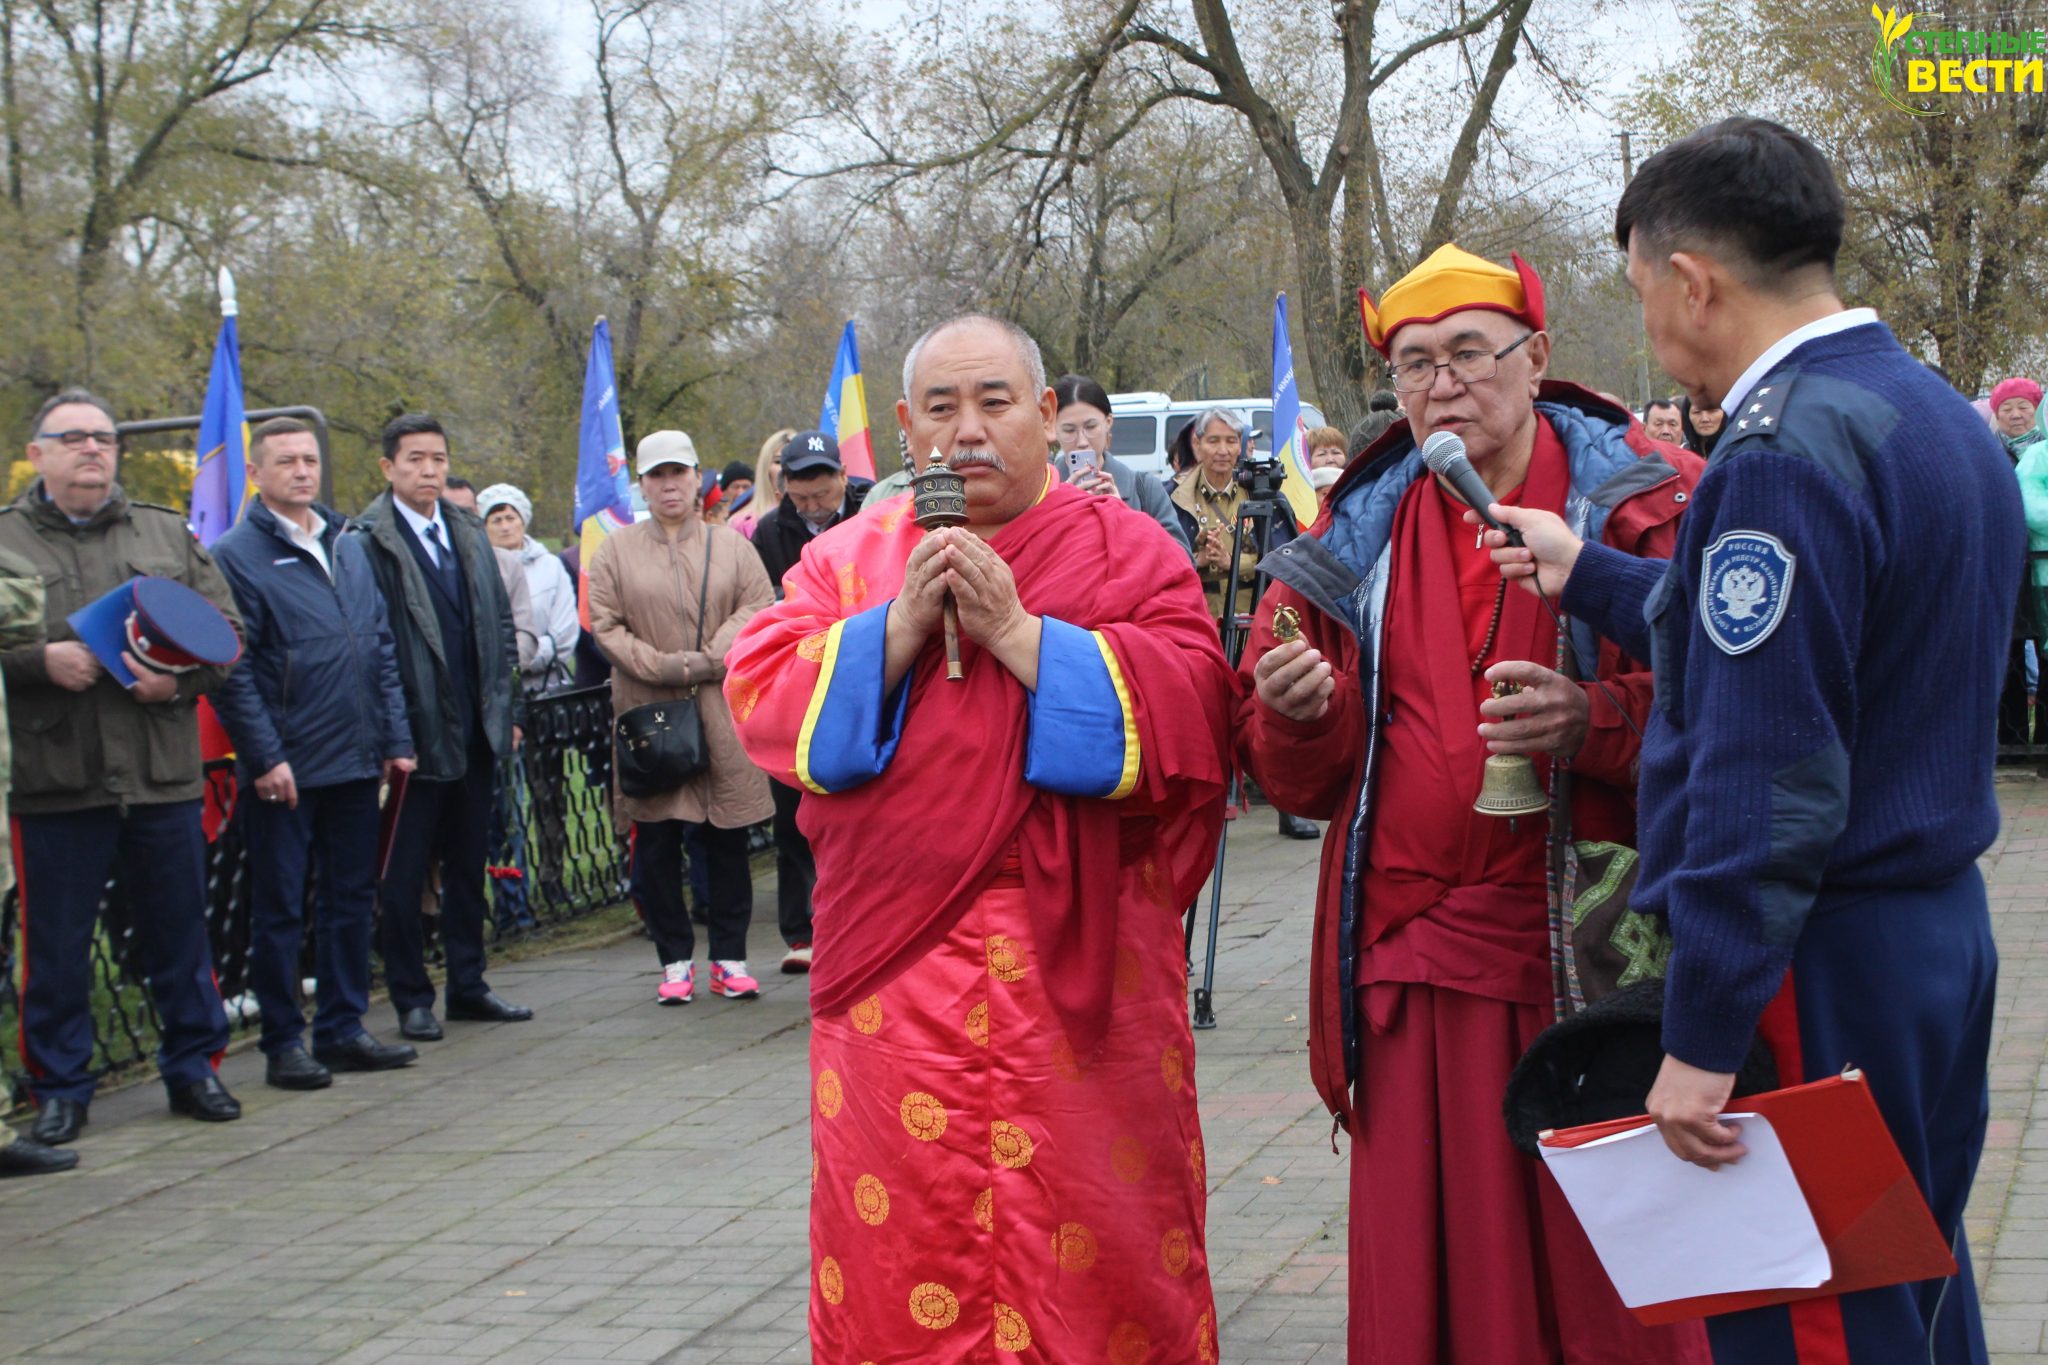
top-left (725, 314), bottom-right (1236, 1364)
top-left (1237, 246), bottom-right (1713, 1363)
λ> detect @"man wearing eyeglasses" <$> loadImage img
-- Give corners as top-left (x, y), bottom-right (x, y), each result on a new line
top-left (1235, 246), bottom-right (1708, 1360)
top-left (0, 388), bottom-right (247, 1148)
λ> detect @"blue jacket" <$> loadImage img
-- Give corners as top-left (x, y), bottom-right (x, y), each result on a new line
top-left (211, 500), bottom-right (413, 787)
top-left (1563, 320), bottom-right (2025, 1072)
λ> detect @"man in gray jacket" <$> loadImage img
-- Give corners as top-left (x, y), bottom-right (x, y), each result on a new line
top-left (0, 388), bottom-right (245, 1144)
top-left (350, 414), bottom-right (531, 1041)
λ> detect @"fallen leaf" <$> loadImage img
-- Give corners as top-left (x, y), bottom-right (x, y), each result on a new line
top-left (1261, 1176), bottom-right (1283, 1185)
top-left (505, 1290), bottom-right (527, 1297)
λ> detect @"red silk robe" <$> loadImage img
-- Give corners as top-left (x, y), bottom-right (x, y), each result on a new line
top-left (725, 480), bottom-right (1236, 1364)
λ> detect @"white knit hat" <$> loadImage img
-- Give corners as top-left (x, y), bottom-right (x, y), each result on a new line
top-left (477, 482), bottom-right (533, 528)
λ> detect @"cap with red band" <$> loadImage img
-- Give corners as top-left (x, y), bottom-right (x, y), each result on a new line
top-left (1359, 243), bottom-right (1547, 360)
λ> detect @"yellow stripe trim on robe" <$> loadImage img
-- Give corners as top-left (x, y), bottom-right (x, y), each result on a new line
top-left (794, 617), bottom-right (848, 796)
top-left (1091, 629), bottom-right (1141, 800)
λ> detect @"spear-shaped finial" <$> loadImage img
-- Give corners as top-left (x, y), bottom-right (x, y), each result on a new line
top-left (218, 266), bottom-right (238, 319)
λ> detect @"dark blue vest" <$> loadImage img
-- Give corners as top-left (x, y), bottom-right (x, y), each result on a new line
top-left (398, 513), bottom-right (478, 749)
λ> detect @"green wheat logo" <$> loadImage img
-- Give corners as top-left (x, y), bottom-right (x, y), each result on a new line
top-left (1871, 5), bottom-right (1944, 114)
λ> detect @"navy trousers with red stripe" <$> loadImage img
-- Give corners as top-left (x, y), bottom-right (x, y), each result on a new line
top-left (15, 800), bottom-right (229, 1106)
top-left (1706, 867), bottom-right (1994, 1364)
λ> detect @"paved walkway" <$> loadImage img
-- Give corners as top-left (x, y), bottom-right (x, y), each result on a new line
top-left (4, 785), bottom-right (2047, 1362)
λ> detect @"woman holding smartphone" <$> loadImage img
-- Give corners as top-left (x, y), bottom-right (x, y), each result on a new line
top-left (1049, 374), bottom-right (1191, 557)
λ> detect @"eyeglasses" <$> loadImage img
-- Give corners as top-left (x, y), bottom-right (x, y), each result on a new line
top-left (1389, 332), bottom-right (1536, 393)
top-left (37, 429), bottom-right (118, 449)
top-left (1055, 417), bottom-right (1108, 442)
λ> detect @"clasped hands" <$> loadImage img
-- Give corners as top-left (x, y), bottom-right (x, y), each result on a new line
top-left (889, 528), bottom-right (1038, 682)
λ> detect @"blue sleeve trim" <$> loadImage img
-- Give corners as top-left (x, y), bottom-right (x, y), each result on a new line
top-left (1025, 617), bottom-right (1141, 799)
top-left (794, 601), bottom-right (910, 794)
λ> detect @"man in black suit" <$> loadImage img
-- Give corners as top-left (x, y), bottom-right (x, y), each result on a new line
top-left (349, 413), bottom-right (532, 1039)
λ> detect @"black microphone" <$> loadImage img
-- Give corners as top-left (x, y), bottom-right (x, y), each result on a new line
top-left (1421, 430), bottom-right (1523, 545)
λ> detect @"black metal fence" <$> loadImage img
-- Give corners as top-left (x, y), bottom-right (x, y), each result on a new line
top-left (0, 686), bottom-right (631, 1102)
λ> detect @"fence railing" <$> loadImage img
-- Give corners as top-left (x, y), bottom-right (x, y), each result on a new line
top-left (1, 686), bottom-right (632, 1102)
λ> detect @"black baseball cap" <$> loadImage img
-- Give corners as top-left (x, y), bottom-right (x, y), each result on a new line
top-left (780, 430), bottom-right (842, 476)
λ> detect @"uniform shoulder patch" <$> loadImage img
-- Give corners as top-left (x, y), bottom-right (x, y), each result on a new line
top-left (1698, 529), bottom-right (1796, 655)
top-left (1724, 375), bottom-right (1794, 445)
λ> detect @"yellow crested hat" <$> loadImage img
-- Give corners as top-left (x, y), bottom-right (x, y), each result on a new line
top-left (1359, 244), bottom-right (1547, 359)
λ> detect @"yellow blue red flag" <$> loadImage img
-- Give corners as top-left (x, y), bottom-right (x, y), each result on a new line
top-left (819, 321), bottom-right (876, 480)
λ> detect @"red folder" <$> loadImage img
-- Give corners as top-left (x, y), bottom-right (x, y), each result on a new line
top-left (376, 769), bottom-right (411, 881)
top-left (1540, 1070), bottom-right (1958, 1325)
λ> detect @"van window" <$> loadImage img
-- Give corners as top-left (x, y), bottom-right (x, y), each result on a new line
top-left (1169, 410), bottom-right (1274, 451)
top-left (1109, 416), bottom-right (1157, 459)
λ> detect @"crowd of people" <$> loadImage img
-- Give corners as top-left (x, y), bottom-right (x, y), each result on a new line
top-left (0, 109), bottom-right (2035, 1365)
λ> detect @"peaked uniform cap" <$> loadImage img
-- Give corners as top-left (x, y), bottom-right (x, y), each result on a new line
top-left (1359, 244), bottom-right (1547, 358)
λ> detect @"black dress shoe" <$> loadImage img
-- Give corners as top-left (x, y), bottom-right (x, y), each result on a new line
top-left (168, 1075), bottom-right (242, 1123)
top-left (0, 1137), bottom-right (79, 1177)
top-left (29, 1098), bottom-right (86, 1145)
top-left (398, 1007), bottom-right (443, 1041)
top-left (265, 1046), bottom-right (333, 1091)
top-left (1278, 812), bottom-right (1320, 840)
top-left (446, 990), bottom-right (534, 1023)
top-left (314, 1032), bottom-right (419, 1072)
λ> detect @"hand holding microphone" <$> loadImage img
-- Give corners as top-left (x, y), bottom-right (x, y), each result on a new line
top-left (1422, 430), bottom-right (1583, 599)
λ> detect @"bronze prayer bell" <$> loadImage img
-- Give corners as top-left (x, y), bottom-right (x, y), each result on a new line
top-left (1474, 679), bottom-right (1548, 818)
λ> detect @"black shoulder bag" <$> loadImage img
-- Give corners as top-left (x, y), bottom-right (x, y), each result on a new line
top-left (614, 532), bottom-right (713, 798)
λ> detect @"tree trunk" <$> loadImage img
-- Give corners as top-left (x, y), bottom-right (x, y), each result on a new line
top-left (1286, 199), bottom-right (1368, 430)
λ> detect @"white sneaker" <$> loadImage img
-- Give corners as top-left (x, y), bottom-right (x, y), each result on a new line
top-left (781, 943), bottom-right (813, 974)
top-left (657, 961), bottom-right (694, 1005)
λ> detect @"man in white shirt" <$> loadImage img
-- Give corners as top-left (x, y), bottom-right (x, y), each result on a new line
top-left (211, 417), bottom-right (422, 1086)
top-left (349, 414), bottom-right (532, 1040)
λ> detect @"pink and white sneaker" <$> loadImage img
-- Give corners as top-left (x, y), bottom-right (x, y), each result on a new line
top-left (710, 960), bottom-right (760, 999)
top-left (657, 961), bottom-right (694, 1005)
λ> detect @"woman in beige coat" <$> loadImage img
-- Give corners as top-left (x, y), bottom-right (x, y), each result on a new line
top-left (586, 431), bottom-right (775, 1005)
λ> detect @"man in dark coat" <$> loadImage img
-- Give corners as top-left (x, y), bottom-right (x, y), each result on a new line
top-left (348, 413), bottom-right (531, 1040)
top-left (748, 429), bottom-right (873, 972)
top-left (212, 416), bottom-right (421, 1089)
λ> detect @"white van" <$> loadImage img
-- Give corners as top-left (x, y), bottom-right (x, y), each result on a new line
top-left (1105, 392), bottom-right (1331, 482)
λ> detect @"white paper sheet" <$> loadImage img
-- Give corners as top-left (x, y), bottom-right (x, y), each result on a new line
top-left (1538, 1114), bottom-right (1831, 1308)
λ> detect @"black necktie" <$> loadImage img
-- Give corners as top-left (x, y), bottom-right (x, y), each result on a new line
top-left (423, 521), bottom-right (458, 598)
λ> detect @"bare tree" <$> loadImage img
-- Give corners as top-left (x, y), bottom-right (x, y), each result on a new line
top-left (11, 0), bottom-right (382, 378)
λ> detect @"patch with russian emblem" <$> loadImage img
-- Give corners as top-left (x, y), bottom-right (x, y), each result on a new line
top-left (1698, 529), bottom-right (1796, 656)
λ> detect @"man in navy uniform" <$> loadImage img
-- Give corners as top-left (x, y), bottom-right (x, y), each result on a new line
top-left (352, 413), bottom-right (531, 1040)
top-left (0, 389), bottom-right (244, 1142)
top-left (211, 416), bottom-right (420, 1089)
top-left (1486, 117), bottom-right (2020, 1363)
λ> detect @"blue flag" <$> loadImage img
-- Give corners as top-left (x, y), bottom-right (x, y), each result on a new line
top-left (1271, 293), bottom-right (1316, 530)
top-left (574, 318), bottom-right (632, 535)
top-left (572, 318), bottom-right (634, 626)
top-left (190, 313), bottom-right (247, 546)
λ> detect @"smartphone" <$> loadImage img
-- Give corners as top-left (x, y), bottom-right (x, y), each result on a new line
top-left (1066, 446), bottom-right (1100, 478)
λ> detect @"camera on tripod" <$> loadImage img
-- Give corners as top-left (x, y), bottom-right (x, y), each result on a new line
top-left (1233, 430), bottom-right (1286, 500)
